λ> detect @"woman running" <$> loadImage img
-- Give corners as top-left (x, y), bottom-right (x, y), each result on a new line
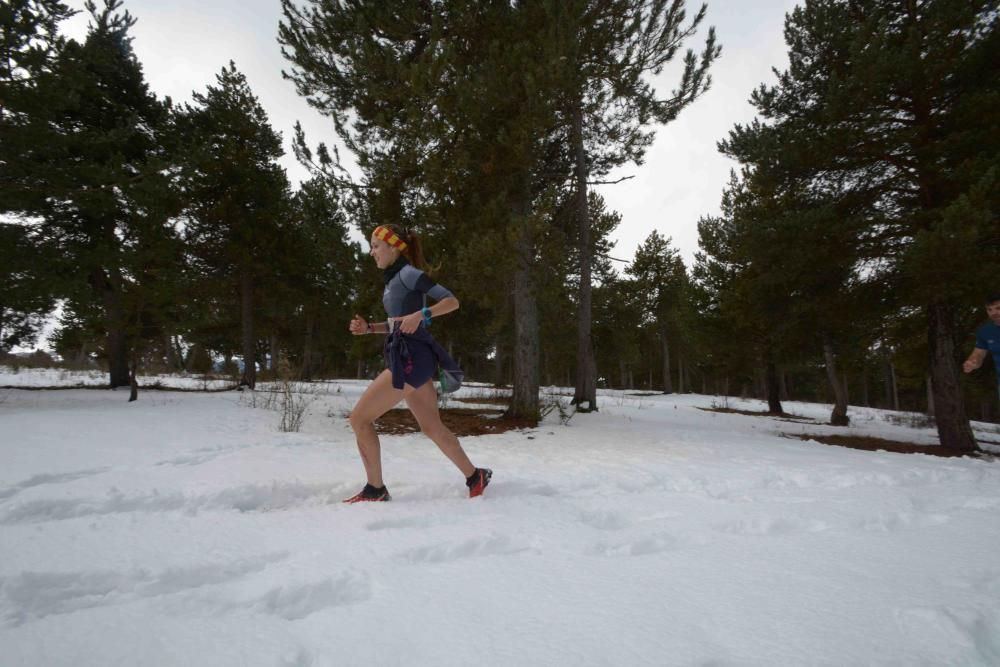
top-left (344, 224), bottom-right (492, 503)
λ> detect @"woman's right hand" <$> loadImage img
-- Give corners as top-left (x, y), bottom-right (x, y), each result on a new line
top-left (349, 314), bottom-right (368, 336)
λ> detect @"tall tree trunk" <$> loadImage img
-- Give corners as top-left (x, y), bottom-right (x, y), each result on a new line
top-left (660, 332), bottom-right (673, 394)
top-left (269, 332), bottom-right (279, 373)
top-left (925, 373), bottom-right (935, 417)
top-left (174, 337), bottom-right (186, 372)
top-left (890, 363), bottom-right (900, 411)
top-left (128, 298), bottom-right (146, 402)
top-left (106, 295), bottom-right (130, 387)
top-left (509, 196), bottom-right (539, 421)
top-left (494, 341), bottom-right (505, 387)
top-left (908, 82), bottom-right (976, 448)
top-left (882, 348), bottom-right (899, 410)
top-left (822, 335), bottom-right (849, 426)
top-left (239, 266), bottom-right (256, 389)
top-left (164, 334), bottom-right (179, 371)
top-left (677, 355), bottom-right (684, 393)
top-left (128, 345), bottom-right (139, 402)
top-left (76, 342), bottom-right (88, 368)
top-left (862, 365), bottom-right (870, 407)
top-left (926, 301), bottom-right (977, 451)
top-left (753, 366), bottom-right (765, 400)
top-left (91, 267), bottom-right (130, 388)
top-left (764, 347), bottom-right (783, 414)
top-left (571, 100), bottom-right (597, 412)
top-left (301, 310), bottom-right (314, 381)
top-left (883, 355), bottom-right (893, 408)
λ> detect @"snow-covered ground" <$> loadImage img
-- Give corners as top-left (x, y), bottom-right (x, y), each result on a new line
top-left (2, 368), bottom-right (999, 666)
top-left (0, 366), bottom-right (235, 390)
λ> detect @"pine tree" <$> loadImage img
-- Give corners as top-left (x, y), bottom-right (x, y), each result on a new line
top-left (0, 0), bottom-right (76, 202)
top-left (1, 1), bottom-right (74, 351)
top-left (628, 230), bottom-right (689, 395)
top-left (726, 0), bottom-right (998, 449)
top-left (177, 62), bottom-right (291, 390)
top-left (552, 191), bottom-right (622, 392)
top-left (593, 274), bottom-right (644, 389)
top-left (3, 0), bottom-right (178, 388)
top-left (0, 223), bottom-right (57, 350)
top-left (693, 174), bottom-right (788, 412)
top-left (561, 0), bottom-right (719, 411)
top-left (281, 1), bottom-right (575, 419)
top-left (713, 106), bottom-right (874, 422)
top-left (286, 177), bottom-right (358, 379)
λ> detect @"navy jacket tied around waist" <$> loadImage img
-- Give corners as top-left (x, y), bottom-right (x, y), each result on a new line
top-left (383, 324), bottom-right (464, 393)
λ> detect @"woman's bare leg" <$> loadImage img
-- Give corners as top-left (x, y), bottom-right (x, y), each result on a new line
top-left (349, 370), bottom-right (408, 487)
top-left (405, 380), bottom-right (476, 477)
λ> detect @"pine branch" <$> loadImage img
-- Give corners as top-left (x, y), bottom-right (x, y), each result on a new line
top-left (587, 175), bottom-right (634, 186)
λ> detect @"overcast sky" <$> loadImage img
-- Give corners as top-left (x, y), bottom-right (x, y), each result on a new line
top-left (63, 0), bottom-right (800, 267)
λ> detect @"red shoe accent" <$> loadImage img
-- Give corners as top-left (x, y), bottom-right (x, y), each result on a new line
top-left (468, 468), bottom-right (492, 498)
top-left (343, 486), bottom-right (391, 503)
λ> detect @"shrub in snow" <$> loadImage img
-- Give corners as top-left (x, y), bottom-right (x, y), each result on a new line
top-left (278, 356), bottom-right (313, 433)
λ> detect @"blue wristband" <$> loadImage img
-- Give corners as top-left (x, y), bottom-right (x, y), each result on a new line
top-left (421, 307), bottom-right (432, 326)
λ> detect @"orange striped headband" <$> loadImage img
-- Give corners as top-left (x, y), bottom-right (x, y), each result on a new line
top-left (372, 225), bottom-right (408, 252)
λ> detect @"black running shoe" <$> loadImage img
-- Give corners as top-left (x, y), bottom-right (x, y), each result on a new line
top-left (343, 483), bottom-right (391, 503)
top-left (466, 468), bottom-right (492, 498)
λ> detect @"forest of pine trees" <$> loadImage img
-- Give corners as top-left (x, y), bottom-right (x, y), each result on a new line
top-left (2, 1), bottom-right (997, 448)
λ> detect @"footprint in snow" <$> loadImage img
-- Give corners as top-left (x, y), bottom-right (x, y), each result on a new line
top-left (242, 571), bottom-right (372, 620)
top-left (0, 492), bottom-right (186, 524)
top-left (896, 605), bottom-right (1000, 664)
top-left (280, 647), bottom-right (317, 667)
top-left (592, 533), bottom-right (679, 557)
top-left (0, 467), bottom-right (111, 502)
top-left (962, 497), bottom-right (1000, 511)
top-left (154, 451), bottom-right (223, 467)
top-left (0, 552), bottom-right (287, 626)
top-left (488, 480), bottom-right (559, 498)
top-left (366, 515), bottom-right (436, 531)
top-left (578, 509), bottom-right (682, 531)
top-left (396, 535), bottom-right (534, 564)
top-left (0, 481), bottom-right (338, 524)
top-left (859, 511), bottom-right (950, 532)
top-left (578, 509), bottom-right (633, 531)
top-left (714, 516), bottom-right (830, 537)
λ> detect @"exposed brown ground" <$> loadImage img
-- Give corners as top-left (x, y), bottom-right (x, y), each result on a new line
top-left (698, 406), bottom-right (818, 424)
top-left (785, 433), bottom-right (993, 459)
top-left (375, 407), bottom-right (536, 436)
top-left (700, 407), bottom-right (993, 458)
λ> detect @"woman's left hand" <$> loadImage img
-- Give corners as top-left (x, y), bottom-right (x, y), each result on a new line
top-left (399, 311), bottom-right (423, 334)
